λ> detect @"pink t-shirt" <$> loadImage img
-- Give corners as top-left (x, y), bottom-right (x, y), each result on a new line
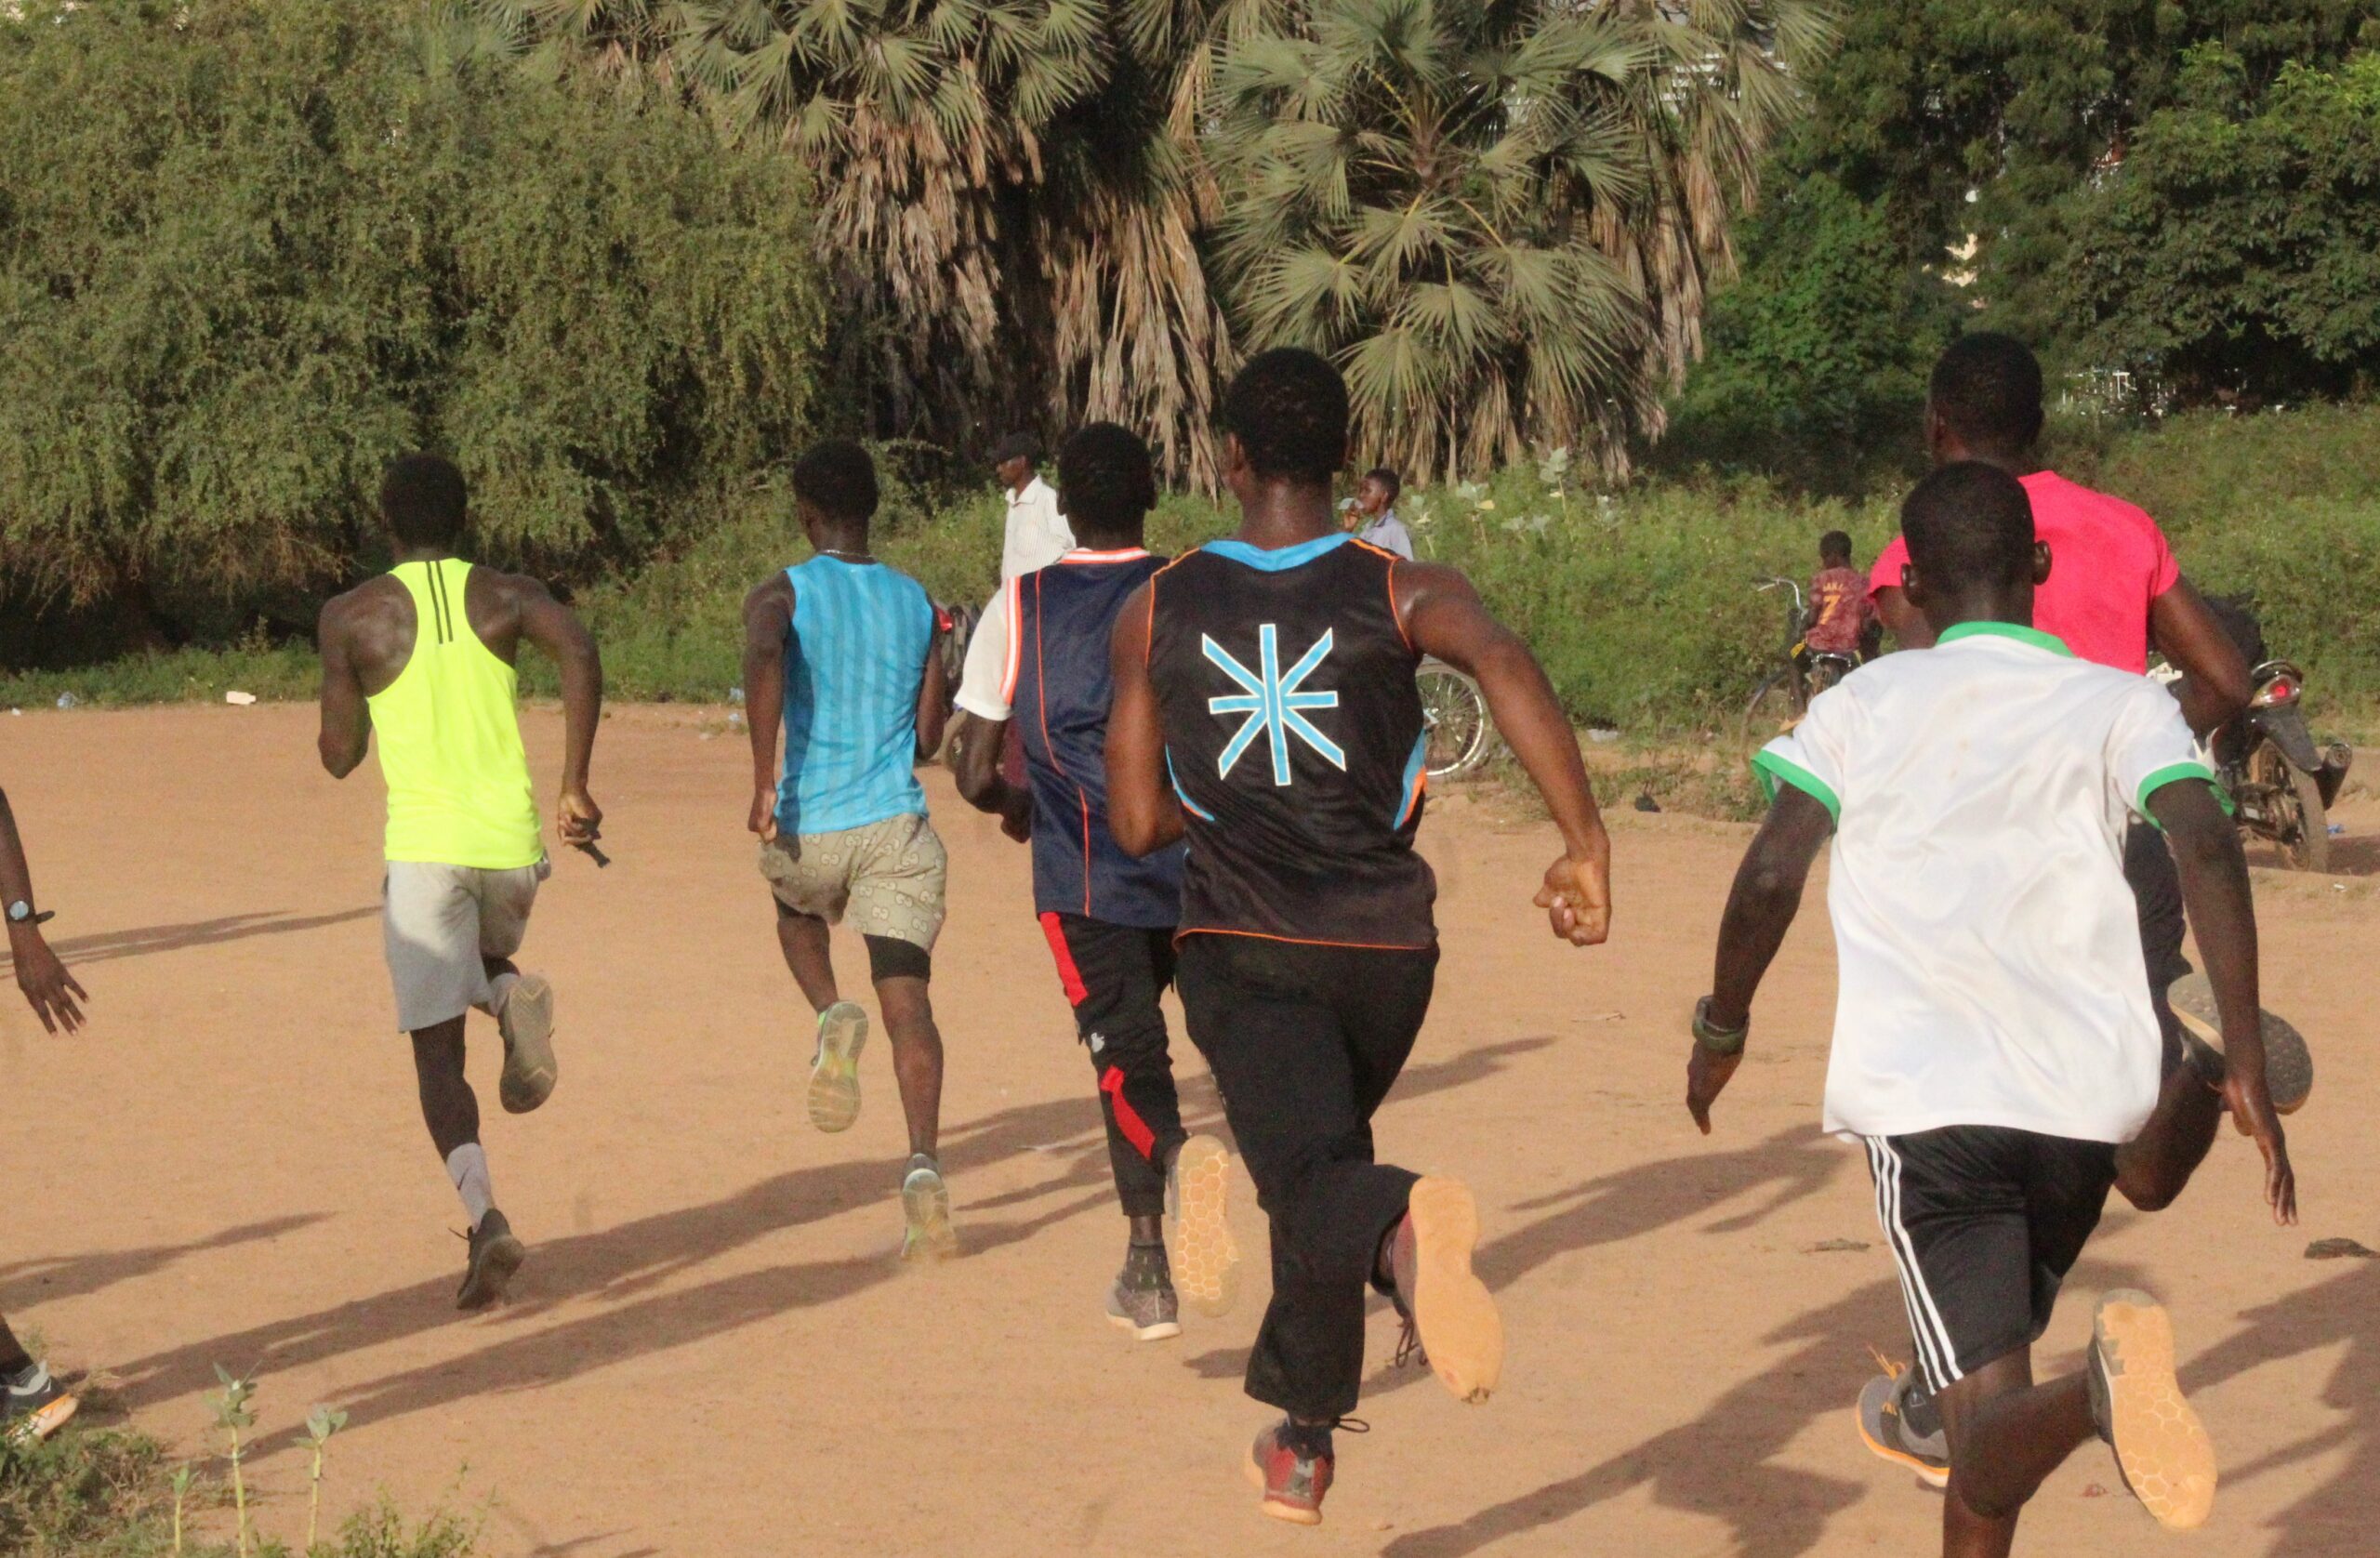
top-left (1868, 470), bottom-right (2180, 673)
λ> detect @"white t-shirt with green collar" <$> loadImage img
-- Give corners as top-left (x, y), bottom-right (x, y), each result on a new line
top-left (1754, 621), bottom-right (2220, 1144)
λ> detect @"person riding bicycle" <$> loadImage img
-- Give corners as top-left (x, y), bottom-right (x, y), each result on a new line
top-left (1805, 531), bottom-right (1874, 661)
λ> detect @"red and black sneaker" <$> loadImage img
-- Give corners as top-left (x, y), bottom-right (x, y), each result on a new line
top-left (1245, 1419), bottom-right (1338, 1525)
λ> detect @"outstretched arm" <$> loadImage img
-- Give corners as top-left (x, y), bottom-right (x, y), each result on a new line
top-left (2150, 777), bottom-right (2294, 1222)
top-left (0, 786), bottom-right (86, 1034)
top-left (1397, 562), bottom-right (1611, 944)
top-left (1692, 786), bottom-right (1833, 1132)
top-left (315, 596), bottom-right (371, 779)
top-left (743, 575), bottom-right (794, 842)
top-left (2149, 577), bottom-right (2254, 737)
top-left (514, 579), bottom-right (604, 845)
top-left (1104, 582), bottom-right (1183, 858)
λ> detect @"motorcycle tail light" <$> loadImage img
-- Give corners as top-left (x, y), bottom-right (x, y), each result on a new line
top-left (2252, 676), bottom-right (2300, 708)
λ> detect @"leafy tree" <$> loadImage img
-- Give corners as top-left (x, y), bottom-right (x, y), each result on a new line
top-left (486, 0), bottom-right (1827, 485)
top-left (0, 0), bottom-right (822, 632)
top-left (1774, 0), bottom-right (2376, 397)
top-left (2053, 48), bottom-right (2380, 403)
top-left (473, 0), bottom-right (1240, 486)
top-left (1210, 0), bottom-right (1830, 481)
top-left (1658, 170), bottom-right (1960, 491)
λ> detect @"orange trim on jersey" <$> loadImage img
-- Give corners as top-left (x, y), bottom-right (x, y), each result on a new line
top-left (1382, 556), bottom-right (1415, 653)
top-left (1395, 761), bottom-right (1428, 830)
top-left (998, 576), bottom-right (1024, 704)
top-left (1062, 548), bottom-right (1152, 564)
top-left (1173, 926), bottom-right (1437, 953)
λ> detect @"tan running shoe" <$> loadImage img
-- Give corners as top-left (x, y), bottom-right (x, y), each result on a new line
top-left (1387, 1177), bottom-right (1503, 1404)
top-left (496, 974), bottom-right (558, 1115)
top-left (901, 1154), bottom-right (958, 1261)
top-left (806, 1001), bottom-right (868, 1133)
top-left (2089, 1289), bottom-right (2216, 1530)
top-left (1165, 1134), bottom-right (1240, 1316)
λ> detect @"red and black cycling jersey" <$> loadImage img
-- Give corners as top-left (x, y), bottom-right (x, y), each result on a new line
top-left (1146, 534), bottom-right (1435, 949)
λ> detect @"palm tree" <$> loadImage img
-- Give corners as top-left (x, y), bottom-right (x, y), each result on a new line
top-left (1211, 0), bottom-right (1829, 481)
top-left (469, 0), bottom-right (1239, 484)
top-left (474, 0), bottom-right (1824, 486)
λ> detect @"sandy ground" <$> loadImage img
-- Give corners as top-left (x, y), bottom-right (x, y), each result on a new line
top-left (1, 703), bottom-right (2373, 1558)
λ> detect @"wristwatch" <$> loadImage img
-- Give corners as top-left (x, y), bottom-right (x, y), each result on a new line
top-left (7, 900), bottom-right (53, 928)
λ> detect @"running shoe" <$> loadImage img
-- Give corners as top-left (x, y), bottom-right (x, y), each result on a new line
top-left (456, 1208), bottom-right (526, 1311)
top-left (2167, 971), bottom-right (2313, 1115)
top-left (900, 1154), bottom-right (958, 1261)
top-left (1856, 1365), bottom-right (1950, 1488)
top-left (2, 1362), bottom-right (77, 1445)
top-left (1383, 1178), bottom-right (1502, 1404)
top-left (807, 1001), bottom-right (869, 1133)
top-left (1245, 1419), bottom-right (1334, 1525)
top-left (2089, 1289), bottom-right (2216, 1530)
top-left (1164, 1133), bottom-right (1240, 1317)
top-left (1105, 1245), bottom-right (1181, 1341)
top-left (497, 973), bottom-right (558, 1115)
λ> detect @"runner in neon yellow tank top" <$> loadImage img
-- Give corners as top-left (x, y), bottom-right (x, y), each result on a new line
top-left (317, 454), bottom-right (605, 1310)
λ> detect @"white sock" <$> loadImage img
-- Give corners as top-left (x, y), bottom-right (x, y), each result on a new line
top-left (476, 970), bottom-right (521, 1021)
top-left (445, 1142), bottom-right (495, 1230)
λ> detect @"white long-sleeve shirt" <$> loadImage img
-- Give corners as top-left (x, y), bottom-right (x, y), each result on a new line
top-left (1000, 475), bottom-right (1074, 582)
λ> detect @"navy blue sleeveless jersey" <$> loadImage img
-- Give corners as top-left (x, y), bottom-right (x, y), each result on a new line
top-left (1146, 534), bottom-right (1435, 948)
top-left (1012, 550), bottom-right (1187, 929)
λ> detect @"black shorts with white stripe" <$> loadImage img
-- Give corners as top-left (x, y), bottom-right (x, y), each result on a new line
top-left (1861, 1127), bottom-right (2119, 1396)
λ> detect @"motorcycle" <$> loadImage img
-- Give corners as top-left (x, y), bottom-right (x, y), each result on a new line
top-left (2151, 599), bottom-right (2352, 872)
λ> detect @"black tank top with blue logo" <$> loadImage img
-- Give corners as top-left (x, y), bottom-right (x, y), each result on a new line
top-left (1145, 534), bottom-right (1435, 948)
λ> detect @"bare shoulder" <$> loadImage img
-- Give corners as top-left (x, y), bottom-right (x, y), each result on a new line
top-left (475, 566), bottom-right (560, 608)
top-left (319, 574), bottom-right (404, 636)
top-left (745, 570), bottom-right (794, 613)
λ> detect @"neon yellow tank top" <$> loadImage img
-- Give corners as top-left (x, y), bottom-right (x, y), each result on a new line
top-left (367, 559), bottom-right (544, 869)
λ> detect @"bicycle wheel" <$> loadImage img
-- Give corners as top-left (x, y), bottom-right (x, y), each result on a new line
top-left (1416, 663), bottom-right (1494, 780)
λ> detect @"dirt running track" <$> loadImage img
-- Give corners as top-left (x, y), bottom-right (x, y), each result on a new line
top-left (2, 704), bottom-right (2373, 1557)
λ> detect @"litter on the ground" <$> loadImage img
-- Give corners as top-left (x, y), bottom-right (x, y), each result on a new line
top-left (2306, 1236), bottom-right (2377, 1260)
top-left (224, 690), bottom-right (258, 706)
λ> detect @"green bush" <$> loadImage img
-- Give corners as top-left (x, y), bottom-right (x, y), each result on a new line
top-left (0, 0), bottom-right (822, 655)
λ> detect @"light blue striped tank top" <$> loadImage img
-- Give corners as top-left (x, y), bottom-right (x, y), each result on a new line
top-left (777, 555), bottom-right (935, 836)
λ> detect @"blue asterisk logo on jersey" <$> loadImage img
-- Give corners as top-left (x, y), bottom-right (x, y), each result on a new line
top-left (1203, 626), bottom-right (1345, 786)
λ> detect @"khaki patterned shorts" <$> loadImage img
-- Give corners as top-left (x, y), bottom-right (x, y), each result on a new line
top-left (758, 812), bottom-right (947, 952)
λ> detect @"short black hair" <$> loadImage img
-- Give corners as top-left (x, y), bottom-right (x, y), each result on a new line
top-left (1818, 529), bottom-right (1853, 563)
top-left (1056, 421), bottom-right (1157, 544)
top-left (1365, 467), bottom-right (1402, 500)
top-left (791, 439), bottom-right (879, 524)
top-left (1901, 461), bottom-right (2036, 594)
top-left (1223, 347), bottom-right (1349, 485)
top-left (1929, 333), bottom-right (2044, 455)
top-left (991, 431), bottom-right (1040, 467)
top-left (380, 454), bottom-right (467, 548)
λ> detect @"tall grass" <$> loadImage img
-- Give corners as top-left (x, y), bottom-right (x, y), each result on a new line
top-left (7, 405), bottom-right (2378, 729)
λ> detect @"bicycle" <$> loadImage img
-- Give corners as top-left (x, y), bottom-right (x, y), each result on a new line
top-left (1416, 658), bottom-right (1496, 780)
top-left (1739, 576), bottom-right (1858, 746)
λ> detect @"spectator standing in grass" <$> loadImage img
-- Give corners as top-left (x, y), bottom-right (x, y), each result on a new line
top-left (1343, 466), bottom-right (1414, 560)
top-left (995, 433), bottom-right (1075, 582)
